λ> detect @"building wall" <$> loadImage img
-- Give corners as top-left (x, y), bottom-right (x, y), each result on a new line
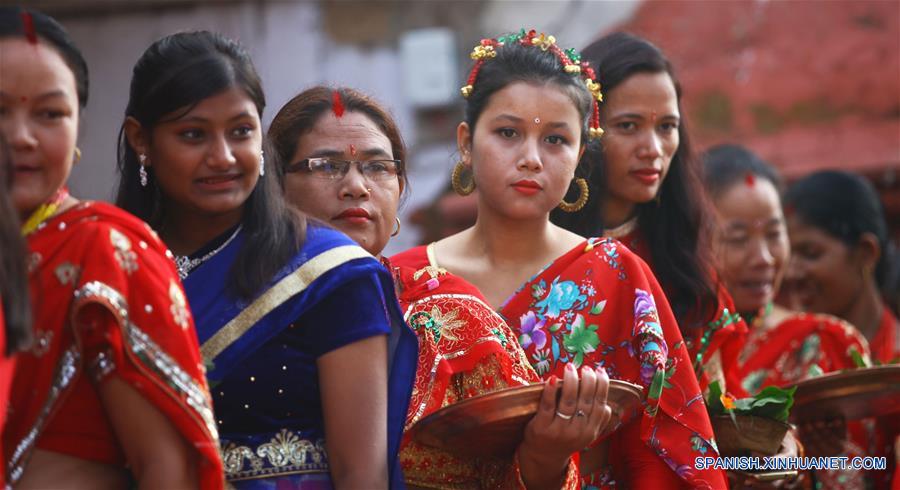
top-left (51, 0), bottom-right (638, 254)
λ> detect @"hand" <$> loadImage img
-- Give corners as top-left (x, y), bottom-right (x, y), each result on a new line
top-left (798, 417), bottom-right (846, 457)
top-left (516, 363), bottom-right (613, 489)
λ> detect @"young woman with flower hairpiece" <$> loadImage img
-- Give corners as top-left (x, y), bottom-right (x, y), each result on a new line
top-left (387, 29), bottom-right (726, 489)
top-left (272, 84), bottom-right (609, 488)
top-left (0, 7), bottom-right (222, 488)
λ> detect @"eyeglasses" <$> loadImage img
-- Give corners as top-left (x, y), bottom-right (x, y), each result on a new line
top-left (285, 157), bottom-right (401, 182)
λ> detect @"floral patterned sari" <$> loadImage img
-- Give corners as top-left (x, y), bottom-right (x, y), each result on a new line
top-left (736, 308), bottom-right (898, 489)
top-left (394, 238), bottom-right (726, 489)
top-left (498, 237), bottom-right (726, 489)
top-left (387, 251), bottom-right (578, 489)
top-left (608, 227), bottom-right (749, 398)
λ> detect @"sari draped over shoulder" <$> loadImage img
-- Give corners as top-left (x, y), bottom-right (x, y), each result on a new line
top-left (736, 310), bottom-right (898, 489)
top-left (611, 228), bottom-right (749, 398)
top-left (874, 306), bottom-right (900, 364)
top-left (499, 237), bottom-right (727, 489)
top-left (187, 224), bottom-right (417, 489)
top-left (388, 248), bottom-right (578, 490)
top-left (4, 202), bottom-right (222, 488)
top-left (735, 312), bottom-right (868, 394)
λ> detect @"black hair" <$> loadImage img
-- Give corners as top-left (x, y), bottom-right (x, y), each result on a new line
top-left (269, 85), bottom-right (409, 203)
top-left (0, 135), bottom-right (32, 355)
top-left (552, 32), bottom-right (718, 333)
top-left (463, 36), bottom-right (595, 144)
top-left (115, 30), bottom-right (305, 299)
top-left (784, 170), bottom-right (897, 303)
top-left (0, 7), bottom-right (89, 108)
top-left (701, 144), bottom-right (783, 199)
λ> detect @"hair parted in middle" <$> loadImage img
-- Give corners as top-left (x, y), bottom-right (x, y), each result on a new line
top-left (551, 32), bottom-right (719, 334)
top-left (701, 144), bottom-right (783, 200)
top-left (268, 85), bottom-right (409, 201)
top-left (114, 30), bottom-right (305, 299)
top-left (460, 28), bottom-right (602, 145)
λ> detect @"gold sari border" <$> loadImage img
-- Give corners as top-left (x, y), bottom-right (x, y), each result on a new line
top-left (201, 245), bottom-right (373, 361)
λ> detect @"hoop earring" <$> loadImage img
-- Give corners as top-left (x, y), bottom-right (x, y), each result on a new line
top-left (138, 154), bottom-right (149, 188)
top-left (259, 151), bottom-right (266, 177)
top-left (451, 160), bottom-right (475, 196)
top-left (558, 178), bottom-right (589, 213)
top-left (73, 147), bottom-right (82, 164)
top-left (391, 217), bottom-right (401, 237)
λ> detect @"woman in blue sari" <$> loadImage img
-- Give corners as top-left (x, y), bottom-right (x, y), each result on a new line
top-left (114, 31), bottom-right (417, 489)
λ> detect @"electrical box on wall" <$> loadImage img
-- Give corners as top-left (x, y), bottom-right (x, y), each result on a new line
top-left (399, 28), bottom-right (458, 108)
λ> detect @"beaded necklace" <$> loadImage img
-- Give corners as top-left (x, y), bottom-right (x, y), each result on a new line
top-left (20, 187), bottom-right (69, 236)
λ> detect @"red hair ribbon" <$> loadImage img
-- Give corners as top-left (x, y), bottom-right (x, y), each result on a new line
top-left (20, 10), bottom-right (38, 45)
top-left (331, 90), bottom-right (345, 118)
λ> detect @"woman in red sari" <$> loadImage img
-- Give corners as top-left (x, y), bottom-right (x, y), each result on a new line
top-left (272, 85), bottom-right (607, 488)
top-left (390, 30), bottom-right (725, 489)
top-left (781, 170), bottom-right (899, 489)
top-left (0, 8), bottom-right (222, 488)
top-left (701, 145), bottom-right (870, 393)
top-left (551, 33), bottom-right (748, 398)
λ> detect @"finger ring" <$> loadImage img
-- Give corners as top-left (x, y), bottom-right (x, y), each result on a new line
top-left (575, 410), bottom-right (586, 417)
top-left (555, 410), bottom-right (573, 420)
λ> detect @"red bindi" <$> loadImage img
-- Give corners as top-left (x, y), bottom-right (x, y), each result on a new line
top-left (349, 144), bottom-right (357, 157)
top-left (331, 90), bottom-right (345, 118)
top-left (21, 11), bottom-right (38, 45)
top-left (20, 96), bottom-right (28, 102)
top-left (744, 172), bottom-right (756, 187)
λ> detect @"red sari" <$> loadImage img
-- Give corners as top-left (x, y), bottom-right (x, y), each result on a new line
top-left (387, 255), bottom-right (578, 489)
top-left (0, 304), bottom-right (15, 489)
top-left (395, 239), bottom-right (727, 490)
top-left (4, 202), bottom-right (222, 488)
top-left (609, 226), bottom-right (749, 398)
top-left (870, 306), bottom-right (900, 490)
top-left (874, 306), bottom-right (900, 364)
top-left (735, 309), bottom-right (898, 489)
top-left (733, 311), bottom-right (868, 394)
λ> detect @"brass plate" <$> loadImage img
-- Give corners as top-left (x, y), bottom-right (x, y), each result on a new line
top-left (408, 380), bottom-right (643, 459)
top-left (788, 365), bottom-right (900, 422)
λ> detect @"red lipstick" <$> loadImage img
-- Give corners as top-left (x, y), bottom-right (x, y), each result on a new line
top-left (196, 173), bottom-right (242, 190)
top-left (511, 179), bottom-right (543, 196)
top-left (333, 207), bottom-right (372, 225)
top-left (630, 168), bottom-right (661, 186)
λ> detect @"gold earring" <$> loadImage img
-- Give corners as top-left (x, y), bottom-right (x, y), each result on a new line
top-left (73, 147), bottom-right (82, 164)
top-left (558, 178), bottom-right (589, 212)
top-left (451, 160), bottom-right (475, 196)
top-left (391, 217), bottom-right (401, 237)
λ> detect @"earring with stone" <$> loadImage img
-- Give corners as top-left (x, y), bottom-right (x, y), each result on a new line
top-left (138, 154), bottom-right (149, 187)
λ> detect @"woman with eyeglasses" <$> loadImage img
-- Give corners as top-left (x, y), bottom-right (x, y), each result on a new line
top-left (273, 86), bottom-right (614, 488)
top-left (115, 32), bottom-right (417, 489)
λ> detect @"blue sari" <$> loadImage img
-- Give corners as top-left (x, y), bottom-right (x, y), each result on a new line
top-left (185, 224), bottom-right (417, 489)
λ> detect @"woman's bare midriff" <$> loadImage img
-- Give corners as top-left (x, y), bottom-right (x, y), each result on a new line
top-left (16, 449), bottom-right (130, 489)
